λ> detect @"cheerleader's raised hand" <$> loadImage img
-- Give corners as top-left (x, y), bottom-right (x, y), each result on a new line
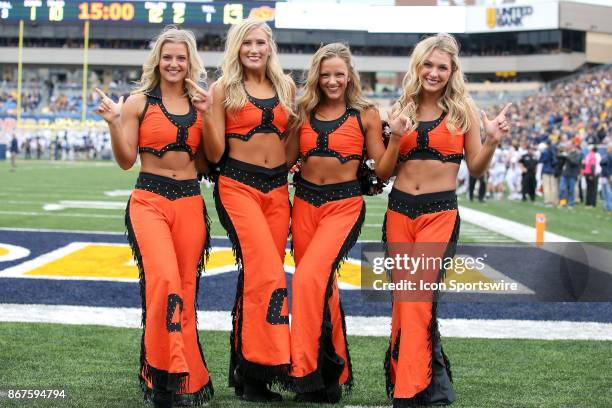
top-left (95, 88), bottom-right (124, 124)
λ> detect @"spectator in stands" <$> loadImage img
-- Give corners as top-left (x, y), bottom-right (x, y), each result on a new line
top-left (559, 142), bottom-right (583, 208)
top-left (520, 145), bottom-right (538, 202)
top-left (600, 142), bottom-right (612, 212)
top-left (583, 145), bottom-right (601, 208)
top-left (539, 141), bottom-right (558, 206)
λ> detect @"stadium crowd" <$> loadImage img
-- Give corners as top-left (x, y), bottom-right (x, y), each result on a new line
top-left (474, 65), bottom-right (612, 211)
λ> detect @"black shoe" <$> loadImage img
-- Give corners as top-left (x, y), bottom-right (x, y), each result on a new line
top-left (233, 367), bottom-right (244, 397)
top-left (152, 390), bottom-right (174, 408)
top-left (324, 383), bottom-right (341, 404)
top-left (293, 384), bottom-right (340, 404)
top-left (294, 389), bottom-right (327, 403)
top-left (241, 380), bottom-right (282, 402)
top-left (234, 366), bottom-right (282, 402)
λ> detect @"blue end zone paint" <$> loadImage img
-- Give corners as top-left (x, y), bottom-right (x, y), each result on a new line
top-left (1, 230), bottom-right (611, 323)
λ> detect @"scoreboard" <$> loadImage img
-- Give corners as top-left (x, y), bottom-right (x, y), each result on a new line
top-left (0, 1), bottom-right (276, 26)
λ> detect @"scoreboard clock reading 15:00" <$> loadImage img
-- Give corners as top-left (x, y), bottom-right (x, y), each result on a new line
top-left (0, 1), bottom-right (277, 26)
top-left (78, 2), bottom-right (135, 22)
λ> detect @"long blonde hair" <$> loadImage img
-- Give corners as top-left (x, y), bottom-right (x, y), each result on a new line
top-left (132, 26), bottom-right (206, 98)
top-left (217, 19), bottom-right (294, 116)
top-left (295, 43), bottom-right (374, 130)
top-left (396, 33), bottom-right (475, 134)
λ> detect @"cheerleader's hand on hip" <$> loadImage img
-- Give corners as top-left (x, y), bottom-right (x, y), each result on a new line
top-left (386, 105), bottom-right (412, 140)
top-left (482, 103), bottom-right (512, 145)
top-left (95, 88), bottom-right (123, 124)
top-left (185, 78), bottom-right (212, 114)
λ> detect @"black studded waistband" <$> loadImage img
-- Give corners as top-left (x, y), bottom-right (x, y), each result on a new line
top-left (294, 176), bottom-right (362, 207)
top-left (135, 172), bottom-right (200, 200)
top-left (388, 188), bottom-right (457, 219)
top-left (220, 157), bottom-right (288, 193)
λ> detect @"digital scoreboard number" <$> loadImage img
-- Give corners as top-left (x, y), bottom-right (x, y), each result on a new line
top-left (0, 0), bottom-right (276, 26)
top-left (78, 2), bottom-right (135, 22)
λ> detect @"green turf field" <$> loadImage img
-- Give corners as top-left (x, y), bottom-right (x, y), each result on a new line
top-left (0, 160), bottom-right (515, 243)
top-left (459, 195), bottom-right (612, 242)
top-left (1, 323), bottom-right (611, 408)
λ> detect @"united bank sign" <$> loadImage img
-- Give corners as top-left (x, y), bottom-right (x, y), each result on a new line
top-left (466, 1), bottom-right (559, 33)
top-left (486, 6), bottom-right (534, 29)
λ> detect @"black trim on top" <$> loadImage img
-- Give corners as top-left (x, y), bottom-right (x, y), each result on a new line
top-left (226, 91), bottom-right (286, 141)
top-left (398, 111), bottom-right (464, 164)
top-left (139, 84), bottom-right (198, 160)
top-left (301, 107), bottom-right (364, 164)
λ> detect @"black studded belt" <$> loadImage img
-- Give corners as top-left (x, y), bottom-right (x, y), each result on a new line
top-left (135, 172), bottom-right (200, 200)
top-left (387, 188), bottom-right (457, 219)
top-left (294, 176), bottom-right (361, 207)
top-left (220, 157), bottom-right (288, 193)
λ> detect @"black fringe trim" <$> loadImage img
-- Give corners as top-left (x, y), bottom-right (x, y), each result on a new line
top-left (214, 182), bottom-right (244, 388)
top-left (338, 300), bottom-right (354, 395)
top-left (125, 198), bottom-right (149, 392)
top-left (214, 182), bottom-right (290, 388)
top-left (295, 201), bottom-right (365, 394)
top-left (140, 362), bottom-right (189, 394)
top-left (193, 199), bottom-right (214, 398)
top-left (142, 377), bottom-right (214, 406)
top-left (293, 369), bottom-right (325, 393)
top-left (385, 328), bottom-right (401, 398)
top-left (213, 180), bottom-right (243, 269)
top-left (393, 394), bottom-right (431, 408)
top-left (237, 360), bottom-right (292, 390)
top-left (382, 211), bottom-right (395, 397)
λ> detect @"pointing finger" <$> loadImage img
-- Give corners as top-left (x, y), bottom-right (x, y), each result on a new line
top-left (499, 102), bottom-right (512, 118)
top-left (185, 78), bottom-right (205, 94)
top-left (481, 110), bottom-right (490, 123)
top-left (94, 88), bottom-right (107, 100)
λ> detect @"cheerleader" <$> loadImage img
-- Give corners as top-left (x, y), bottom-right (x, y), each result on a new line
top-left (194, 18), bottom-right (295, 402)
top-left (96, 27), bottom-right (214, 408)
top-left (286, 43), bottom-right (402, 403)
top-left (383, 33), bottom-right (510, 407)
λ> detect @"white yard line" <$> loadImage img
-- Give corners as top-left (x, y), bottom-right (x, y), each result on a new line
top-left (0, 211), bottom-right (123, 219)
top-left (1, 304), bottom-right (610, 341)
top-left (458, 206), bottom-right (612, 274)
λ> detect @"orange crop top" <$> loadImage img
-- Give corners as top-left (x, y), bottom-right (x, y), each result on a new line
top-left (138, 85), bottom-right (202, 160)
top-left (225, 93), bottom-right (288, 141)
top-left (398, 112), bottom-right (464, 164)
top-left (299, 107), bottom-right (365, 163)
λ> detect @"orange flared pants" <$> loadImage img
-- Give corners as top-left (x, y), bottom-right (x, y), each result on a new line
top-left (213, 158), bottom-right (291, 386)
top-left (383, 188), bottom-right (458, 407)
top-left (125, 172), bottom-right (213, 405)
top-left (290, 177), bottom-right (365, 394)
